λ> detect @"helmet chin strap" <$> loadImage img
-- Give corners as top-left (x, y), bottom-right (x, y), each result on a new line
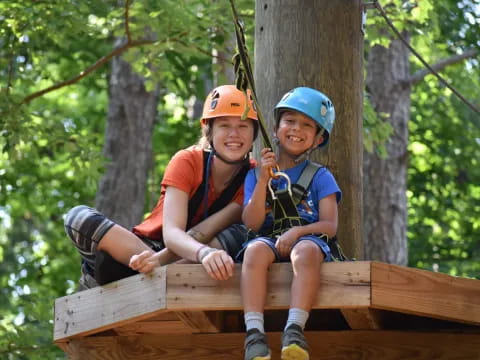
top-left (293, 148), bottom-right (314, 163)
top-left (293, 128), bottom-right (325, 163)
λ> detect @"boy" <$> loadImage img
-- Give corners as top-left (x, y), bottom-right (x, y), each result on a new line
top-left (240, 87), bottom-right (341, 360)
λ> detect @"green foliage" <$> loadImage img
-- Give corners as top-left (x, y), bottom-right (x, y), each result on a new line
top-left (403, 1), bottom-right (480, 278)
top-left (365, 0), bottom-right (434, 47)
top-left (363, 95), bottom-right (394, 157)
top-left (364, 0), bottom-right (479, 279)
top-left (408, 60), bottom-right (480, 279)
top-left (0, 0), bottom-right (255, 358)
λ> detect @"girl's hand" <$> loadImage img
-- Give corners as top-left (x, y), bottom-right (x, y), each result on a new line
top-left (259, 148), bottom-right (277, 183)
top-left (199, 248), bottom-right (235, 281)
top-left (275, 227), bottom-right (302, 258)
top-left (129, 249), bottom-right (160, 273)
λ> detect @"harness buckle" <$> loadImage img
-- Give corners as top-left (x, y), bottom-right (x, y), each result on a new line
top-left (268, 171), bottom-right (292, 200)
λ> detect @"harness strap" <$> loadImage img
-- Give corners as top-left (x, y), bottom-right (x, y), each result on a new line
top-left (270, 189), bottom-right (304, 237)
top-left (292, 162), bottom-right (323, 204)
top-left (255, 161), bottom-right (323, 207)
top-left (187, 150), bottom-right (249, 229)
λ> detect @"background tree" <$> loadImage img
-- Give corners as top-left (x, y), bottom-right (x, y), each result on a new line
top-left (254, 0), bottom-right (364, 260)
top-left (363, 0), bottom-right (480, 272)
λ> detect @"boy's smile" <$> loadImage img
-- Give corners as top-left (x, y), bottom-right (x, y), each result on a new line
top-left (276, 111), bottom-right (322, 156)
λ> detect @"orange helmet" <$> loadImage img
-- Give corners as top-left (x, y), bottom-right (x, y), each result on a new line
top-left (201, 85), bottom-right (258, 125)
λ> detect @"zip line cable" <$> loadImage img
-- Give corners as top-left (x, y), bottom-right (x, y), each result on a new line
top-left (371, 0), bottom-right (480, 118)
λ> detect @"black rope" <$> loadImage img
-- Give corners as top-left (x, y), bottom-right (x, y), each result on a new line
top-left (372, 0), bottom-right (480, 118)
top-left (229, 0), bottom-right (273, 150)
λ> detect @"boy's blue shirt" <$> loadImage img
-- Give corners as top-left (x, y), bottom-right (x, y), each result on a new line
top-left (243, 160), bottom-right (342, 233)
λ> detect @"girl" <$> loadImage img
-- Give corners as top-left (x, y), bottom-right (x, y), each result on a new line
top-left (65, 85), bottom-right (258, 288)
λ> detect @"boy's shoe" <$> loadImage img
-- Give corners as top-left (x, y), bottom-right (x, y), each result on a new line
top-left (244, 328), bottom-right (271, 360)
top-left (281, 324), bottom-right (309, 360)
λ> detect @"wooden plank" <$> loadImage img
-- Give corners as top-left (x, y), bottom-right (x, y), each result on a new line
top-left (341, 309), bottom-right (383, 329)
top-left (166, 262), bottom-right (371, 310)
top-left (54, 266), bottom-right (167, 342)
top-left (114, 319), bottom-right (193, 336)
top-left (371, 262), bottom-right (480, 325)
top-left (114, 311), bottom-right (197, 336)
top-left (59, 330), bottom-right (480, 360)
top-left (176, 311), bottom-right (223, 333)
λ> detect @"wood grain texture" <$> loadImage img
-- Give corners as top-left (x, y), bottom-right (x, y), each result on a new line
top-left (371, 262), bottom-right (480, 325)
top-left (61, 331), bottom-right (480, 360)
top-left (54, 267), bottom-right (167, 341)
top-left (341, 308), bottom-right (383, 329)
top-left (166, 262), bottom-right (371, 310)
top-left (176, 311), bottom-right (223, 333)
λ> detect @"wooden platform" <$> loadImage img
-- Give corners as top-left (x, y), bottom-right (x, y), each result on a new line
top-left (54, 261), bottom-right (480, 359)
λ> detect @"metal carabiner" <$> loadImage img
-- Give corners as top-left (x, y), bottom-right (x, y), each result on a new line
top-left (269, 164), bottom-right (281, 179)
top-left (268, 171), bottom-right (292, 200)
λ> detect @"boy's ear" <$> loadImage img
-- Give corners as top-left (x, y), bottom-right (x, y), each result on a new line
top-left (314, 134), bottom-right (325, 147)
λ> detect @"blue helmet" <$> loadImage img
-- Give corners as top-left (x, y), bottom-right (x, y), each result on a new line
top-left (274, 87), bottom-right (335, 147)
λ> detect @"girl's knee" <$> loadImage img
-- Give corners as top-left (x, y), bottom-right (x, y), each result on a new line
top-left (64, 205), bottom-right (112, 255)
top-left (64, 205), bottom-right (91, 228)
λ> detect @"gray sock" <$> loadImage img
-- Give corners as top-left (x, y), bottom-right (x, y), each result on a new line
top-left (244, 311), bottom-right (265, 333)
top-left (285, 308), bottom-right (309, 331)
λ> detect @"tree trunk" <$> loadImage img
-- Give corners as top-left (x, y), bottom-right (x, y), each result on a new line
top-left (95, 51), bottom-right (160, 229)
top-left (363, 35), bottom-right (411, 265)
top-left (255, 0), bottom-right (364, 259)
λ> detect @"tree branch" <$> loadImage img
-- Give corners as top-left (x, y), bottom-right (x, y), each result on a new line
top-left (410, 48), bottom-right (478, 85)
top-left (18, 0), bottom-right (143, 106)
top-left (20, 39), bottom-right (153, 105)
top-left (125, 0), bottom-right (132, 43)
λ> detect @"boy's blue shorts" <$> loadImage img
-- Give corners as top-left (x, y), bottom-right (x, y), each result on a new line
top-left (236, 234), bottom-right (332, 263)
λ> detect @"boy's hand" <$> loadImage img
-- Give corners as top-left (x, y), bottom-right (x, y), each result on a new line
top-left (129, 249), bottom-right (160, 273)
top-left (275, 227), bottom-right (302, 258)
top-left (259, 148), bottom-right (277, 183)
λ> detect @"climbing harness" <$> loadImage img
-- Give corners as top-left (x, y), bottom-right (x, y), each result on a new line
top-left (255, 162), bottom-right (349, 262)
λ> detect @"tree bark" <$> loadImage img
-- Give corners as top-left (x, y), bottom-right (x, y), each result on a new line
top-left (95, 50), bottom-right (160, 229)
top-left (255, 0), bottom-right (364, 259)
top-left (363, 35), bottom-right (411, 265)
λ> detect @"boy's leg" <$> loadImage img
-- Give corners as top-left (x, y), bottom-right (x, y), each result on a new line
top-left (242, 240), bottom-right (275, 360)
top-left (281, 240), bottom-right (324, 360)
top-left (289, 240), bottom-right (323, 312)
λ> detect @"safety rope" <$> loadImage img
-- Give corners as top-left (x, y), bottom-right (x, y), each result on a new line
top-left (229, 0), bottom-right (272, 151)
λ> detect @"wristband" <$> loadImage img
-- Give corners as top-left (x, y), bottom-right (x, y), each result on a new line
top-left (195, 245), bottom-right (208, 263)
top-left (198, 247), bottom-right (217, 262)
